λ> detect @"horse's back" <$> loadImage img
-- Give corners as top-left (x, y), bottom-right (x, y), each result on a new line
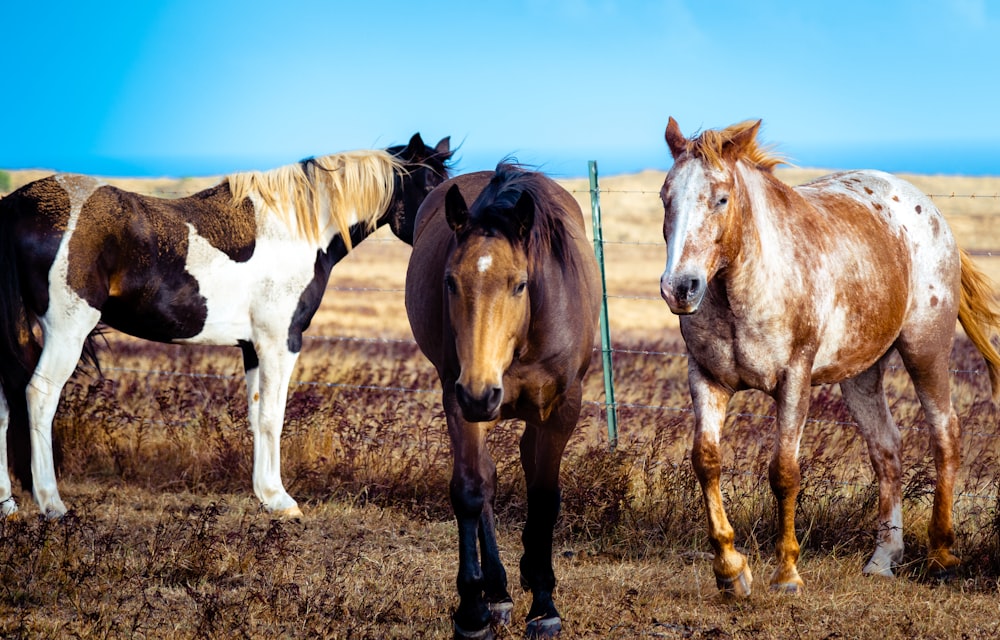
top-left (794, 169), bottom-right (961, 376)
top-left (797, 169), bottom-right (960, 294)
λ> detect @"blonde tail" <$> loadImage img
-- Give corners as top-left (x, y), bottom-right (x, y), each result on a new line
top-left (957, 249), bottom-right (1000, 402)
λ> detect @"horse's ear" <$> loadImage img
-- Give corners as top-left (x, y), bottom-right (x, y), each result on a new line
top-left (407, 132), bottom-right (426, 153)
top-left (727, 120), bottom-right (762, 156)
top-left (512, 190), bottom-right (535, 241)
top-left (445, 184), bottom-right (469, 233)
top-left (665, 117), bottom-right (687, 159)
top-left (434, 136), bottom-right (452, 158)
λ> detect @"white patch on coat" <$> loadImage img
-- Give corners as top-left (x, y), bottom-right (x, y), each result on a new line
top-left (180, 223), bottom-right (318, 345)
top-left (477, 254), bottom-right (493, 273)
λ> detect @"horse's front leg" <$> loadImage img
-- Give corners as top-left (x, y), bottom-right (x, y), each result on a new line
top-left (688, 362), bottom-right (751, 597)
top-left (518, 388), bottom-right (579, 638)
top-left (445, 387), bottom-right (502, 639)
top-left (768, 367), bottom-right (811, 594)
top-left (477, 464), bottom-right (513, 628)
top-left (244, 339), bottom-right (301, 518)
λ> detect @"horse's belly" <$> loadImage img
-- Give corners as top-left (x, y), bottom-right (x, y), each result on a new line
top-left (807, 301), bottom-right (901, 384)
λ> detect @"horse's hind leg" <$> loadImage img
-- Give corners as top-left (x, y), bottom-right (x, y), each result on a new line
top-left (840, 361), bottom-right (904, 577)
top-left (0, 390), bottom-right (16, 517)
top-left (28, 310), bottom-right (100, 518)
top-left (897, 337), bottom-right (962, 576)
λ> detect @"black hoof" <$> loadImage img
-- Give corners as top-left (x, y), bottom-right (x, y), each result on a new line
top-left (489, 598), bottom-right (514, 627)
top-left (928, 566), bottom-right (959, 583)
top-left (525, 615), bottom-right (561, 638)
top-left (454, 621), bottom-right (493, 640)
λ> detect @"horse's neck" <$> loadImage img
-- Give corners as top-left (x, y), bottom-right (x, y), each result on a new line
top-left (729, 164), bottom-right (807, 290)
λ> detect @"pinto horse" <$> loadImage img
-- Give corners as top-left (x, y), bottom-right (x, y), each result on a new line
top-left (0, 133), bottom-right (451, 519)
top-left (659, 117), bottom-right (1000, 596)
top-left (405, 164), bottom-right (600, 638)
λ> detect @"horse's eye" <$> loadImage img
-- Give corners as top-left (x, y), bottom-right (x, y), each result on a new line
top-left (513, 281), bottom-right (527, 296)
top-left (716, 195), bottom-right (729, 208)
top-left (445, 275), bottom-right (457, 294)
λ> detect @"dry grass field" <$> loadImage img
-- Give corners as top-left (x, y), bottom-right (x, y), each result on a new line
top-left (1, 166), bottom-right (1000, 638)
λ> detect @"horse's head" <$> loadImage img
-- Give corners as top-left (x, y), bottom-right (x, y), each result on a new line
top-left (386, 133), bottom-right (452, 244)
top-left (444, 182), bottom-right (533, 423)
top-left (659, 117), bottom-right (768, 314)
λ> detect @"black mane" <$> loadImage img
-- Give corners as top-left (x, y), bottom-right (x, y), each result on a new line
top-left (467, 162), bottom-right (576, 271)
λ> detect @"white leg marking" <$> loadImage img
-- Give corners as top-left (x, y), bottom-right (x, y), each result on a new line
top-left (0, 390), bottom-right (18, 517)
top-left (250, 342), bottom-right (301, 515)
top-left (864, 500), bottom-right (903, 577)
top-left (28, 315), bottom-right (99, 519)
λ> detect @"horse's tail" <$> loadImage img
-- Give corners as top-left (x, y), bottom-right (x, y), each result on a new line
top-left (957, 249), bottom-right (1000, 403)
top-left (0, 195), bottom-right (38, 490)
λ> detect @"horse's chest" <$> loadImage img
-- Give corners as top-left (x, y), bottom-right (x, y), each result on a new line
top-left (682, 314), bottom-right (790, 392)
top-left (502, 361), bottom-right (567, 423)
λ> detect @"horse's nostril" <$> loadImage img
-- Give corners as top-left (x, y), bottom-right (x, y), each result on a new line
top-left (487, 386), bottom-right (503, 410)
top-left (687, 278), bottom-right (701, 298)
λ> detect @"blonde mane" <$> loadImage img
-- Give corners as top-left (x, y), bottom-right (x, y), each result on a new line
top-left (692, 120), bottom-right (785, 172)
top-left (227, 149), bottom-right (403, 249)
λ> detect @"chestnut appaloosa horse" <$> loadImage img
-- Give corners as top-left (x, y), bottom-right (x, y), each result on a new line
top-left (0, 134), bottom-right (451, 519)
top-left (405, 164), bottom-right (600, 638)
top-left (658, 117), bottom-right (1000, 596)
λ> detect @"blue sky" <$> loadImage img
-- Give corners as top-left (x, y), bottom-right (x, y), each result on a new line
top-left (2, 0), bottom-right (998, 178)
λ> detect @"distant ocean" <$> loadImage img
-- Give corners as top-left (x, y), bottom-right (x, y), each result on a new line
top-left (4, 141), bottom-right (997, 180)
top-left (453, 142), bottom-right (1000, 180)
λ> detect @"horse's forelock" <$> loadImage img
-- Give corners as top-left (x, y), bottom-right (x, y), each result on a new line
top-left (466, 164), bottom-right (576, 273)
top-left (690, 121), bottom-right (785, 172)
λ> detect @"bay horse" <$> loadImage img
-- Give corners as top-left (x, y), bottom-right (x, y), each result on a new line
top-left (0, 133), bottom-right (451, 519)
top-left (405, 164), bottom-right (600, 638)
top-left (659, 117), bottom-right (1000, 596)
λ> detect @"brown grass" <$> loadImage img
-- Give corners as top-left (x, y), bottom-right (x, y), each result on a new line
top-left (1, 168), bottom-right (1000, 638)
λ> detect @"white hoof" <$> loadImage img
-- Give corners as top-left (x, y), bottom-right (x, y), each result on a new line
top-left (0, 496), bottom-right (18, 518)
top-left (270, 504), bottom-right (303, 520)
top-left (863, 551), bottom-right (898, 578)
top-left (40, 498), bottom-right (68, 520)
top-left (43, 506), bottom-right (67, 520)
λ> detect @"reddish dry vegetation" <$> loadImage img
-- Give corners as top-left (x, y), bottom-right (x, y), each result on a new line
top-left (2, 168), bottom-right (999, 638)
top-left (1, 333), bottom-right (999, 639)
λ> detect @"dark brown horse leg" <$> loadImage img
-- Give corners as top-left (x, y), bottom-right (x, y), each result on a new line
top-left (688, 363), bottom-right (752, 597)
top-left (768, 367), bottom-right (810, 594)
top-left (897, 343), bottom-right (962, 577)
top-left (518, 390), bottom-right (578, 638)
top-left (446, 391), bottom-right (499, 639)
top-left (477, 460), bottom-right (513, 627)
top-left (840, 363), bottom-right (904, 577)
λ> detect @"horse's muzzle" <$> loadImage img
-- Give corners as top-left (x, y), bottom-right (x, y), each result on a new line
top-left (661, 271), bottom-right (706, 315)
top-left (455, 382), bottom-right (503, 423)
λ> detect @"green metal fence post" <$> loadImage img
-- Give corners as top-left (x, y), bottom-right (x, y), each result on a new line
top-left (588, 160), bottom-right (619, 449)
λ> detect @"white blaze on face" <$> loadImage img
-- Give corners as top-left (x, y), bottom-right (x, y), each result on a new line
top-left (663, 161), bottom-right (709, 278)
top-left (477, 254), bottom-right (493, 273)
